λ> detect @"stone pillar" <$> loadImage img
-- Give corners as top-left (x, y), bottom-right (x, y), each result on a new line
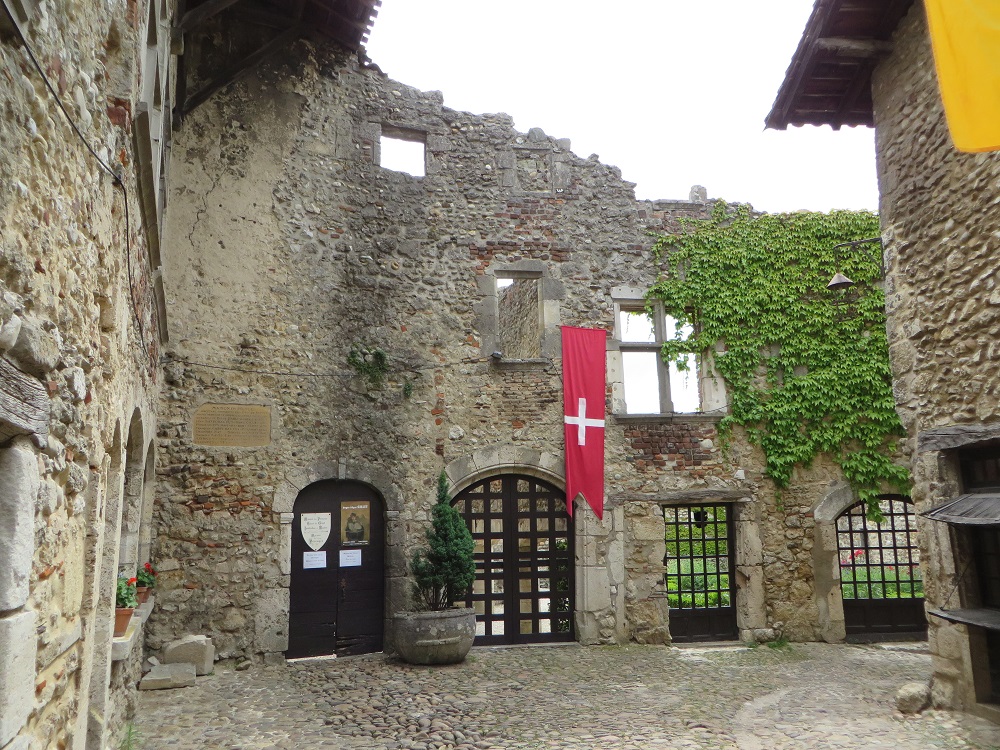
top-left (0, 437), bottom-right (40, 748)
top-left (87, 461), bottom-right (127, 750)
top-left (574, 506), bottom-right (621, 644)
top-left (734, 500), bottom-right (767, 640)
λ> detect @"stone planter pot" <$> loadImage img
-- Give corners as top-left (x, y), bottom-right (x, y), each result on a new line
top-left (113, 607), bottom-right (134, 637)
top-left (393, 608), bottom-right (476, 665)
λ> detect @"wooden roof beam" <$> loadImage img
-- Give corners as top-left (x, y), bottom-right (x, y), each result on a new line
top-left (179, 25), bottom-right (300, 116)
top-left (814, 36), bottom-right (893, 58)
top-left (178, 0), bottom-right (246, 32)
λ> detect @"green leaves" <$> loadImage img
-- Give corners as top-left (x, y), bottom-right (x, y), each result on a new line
top-left (648, 205), bottom-right (909, 512)
top-left (412, 472), bottom-right (476, 610)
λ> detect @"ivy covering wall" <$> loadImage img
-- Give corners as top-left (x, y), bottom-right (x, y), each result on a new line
top-left (648, 203), bottom-right (909, 516)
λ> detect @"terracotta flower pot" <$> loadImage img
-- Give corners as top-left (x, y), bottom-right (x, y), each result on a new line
top-left (393, 608), bottom-right (476, 665)
top-left (136, 586), bottom-right (150, 604)
top-left (114, 607), bottom-right (134, 637)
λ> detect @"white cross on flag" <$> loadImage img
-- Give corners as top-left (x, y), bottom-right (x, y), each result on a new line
top-left (561, 326), bottom-right (607, 519)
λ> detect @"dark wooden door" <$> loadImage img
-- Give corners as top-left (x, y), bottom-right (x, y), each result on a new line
top-left (287, 480), bottom-right (384, 658)
top-left (452, 475), bottom-right (574, 645)
top-left (837, 496), bottom-right (926, 640)
top-left (663, 503), bottom-right (738, 642)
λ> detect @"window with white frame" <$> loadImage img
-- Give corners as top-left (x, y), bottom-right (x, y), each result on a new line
top-left (617, 302), bottom-right (701, 414)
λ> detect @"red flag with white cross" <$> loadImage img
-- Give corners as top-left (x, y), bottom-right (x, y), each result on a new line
top-left (561, 326), bottom-right (607, 519)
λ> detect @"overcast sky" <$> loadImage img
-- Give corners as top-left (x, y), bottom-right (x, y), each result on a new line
top-left (365, 0), bottom-right (880, 214)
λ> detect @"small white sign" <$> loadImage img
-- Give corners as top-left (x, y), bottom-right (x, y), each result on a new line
top-left (301, 513), bottom-right (332, 551)
top-left (339, 549), bottom-right (362, 567)
top-left (303, 551), bottom-right (327, 569)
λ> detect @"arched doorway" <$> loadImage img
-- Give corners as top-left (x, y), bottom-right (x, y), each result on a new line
top-left (287, 480), bottom-right (384, 658)
top-left (836, 495), bottom-right (926, 639)
top-left (451, 474), bottom-right (574, 645)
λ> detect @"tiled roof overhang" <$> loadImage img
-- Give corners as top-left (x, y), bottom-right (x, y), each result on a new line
top-left (765, 0), bottom-right (915, 130)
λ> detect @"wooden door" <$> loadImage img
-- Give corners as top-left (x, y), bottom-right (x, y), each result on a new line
top-left (287, 480), bottom-right (384, 658)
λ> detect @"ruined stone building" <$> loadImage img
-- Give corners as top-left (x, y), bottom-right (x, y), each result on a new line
top-left (0, 0), bottom-right (928, 748)
top-left (769, 0), bottom-right (1000, 723)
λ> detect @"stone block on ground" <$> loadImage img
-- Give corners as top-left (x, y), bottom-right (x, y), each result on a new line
top-left (896, 681), bottom-right (931, 714)
top-left (162, 634), bottom-right (215, 675)
top-left (138, 663), bottom-right (196, 690)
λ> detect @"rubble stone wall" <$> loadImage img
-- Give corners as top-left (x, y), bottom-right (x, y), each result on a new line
top-left (0, 1), bottom-right (169, 748)
top-left (874, 2), bottom-right (1000, 716)
top-left (155, 37), bottom-right (845, 658)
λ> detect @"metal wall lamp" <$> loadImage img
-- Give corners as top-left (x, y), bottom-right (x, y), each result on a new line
top-left (827, 237), bottom-right (883, 290)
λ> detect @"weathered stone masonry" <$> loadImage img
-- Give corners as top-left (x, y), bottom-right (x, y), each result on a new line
top-left (153, 34), bottom-right (853, 661)
top-left (0, 4), bottom-right (900, 746)
top-left (874, 3), bottom-right (1000, 718)
top-left (1, 0), bottom-right (172, 748)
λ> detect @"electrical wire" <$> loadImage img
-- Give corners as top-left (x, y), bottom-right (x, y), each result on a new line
top-left (3, 3), bottom-right (148, 352)
top-left (164, 356), bottom-right (352, 379)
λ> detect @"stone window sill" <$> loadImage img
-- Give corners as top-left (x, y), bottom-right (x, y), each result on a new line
top-left (111, 597), bottom-right (154, 662)
top-left (491, 358), bottom-right (551, 371)
top-left (612, 412), bottom-right (723, 424)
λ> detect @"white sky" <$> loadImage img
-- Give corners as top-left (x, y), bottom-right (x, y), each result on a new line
top-left (366, 0), bottom-right (880, 214)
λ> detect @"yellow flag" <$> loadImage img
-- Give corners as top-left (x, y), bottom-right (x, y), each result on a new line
top-left (925, 0), bottom-right (1000, 153)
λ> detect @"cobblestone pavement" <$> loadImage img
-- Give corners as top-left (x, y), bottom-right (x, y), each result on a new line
top-left (140, 642), bottom-right (1000, 750)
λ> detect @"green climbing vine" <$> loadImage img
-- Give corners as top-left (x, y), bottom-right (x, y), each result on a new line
top-left (347, 346), bottom-right (390, 388)
top-left (648, 202), bottom-right (910, 518)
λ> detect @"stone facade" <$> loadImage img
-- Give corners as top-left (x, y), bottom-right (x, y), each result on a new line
top-left (872, 3), bottom-right (1000, 721)
top-left (0, 3), bottom-right (904, 747)
top-left (0, 0), bottom-right (172, 748)
top-left (152, 33), bottom-right (855, 664)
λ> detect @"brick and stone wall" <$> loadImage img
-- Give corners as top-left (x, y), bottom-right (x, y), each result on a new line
top-left (153, 33), bottom-right (848, 659)
top-left (873, 2), bottom-right (1000, 715)
top-left (0, 1), bottom-right (171, 748)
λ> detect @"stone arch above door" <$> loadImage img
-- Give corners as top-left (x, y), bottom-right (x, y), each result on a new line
top-left (444, 446), bottom-right (565, 497)
top-left (274, 460), bottom-right (404, 514)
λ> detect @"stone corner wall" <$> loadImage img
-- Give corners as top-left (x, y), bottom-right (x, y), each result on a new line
top-left (873, 1), bottom-right (1000, 711)
top-left (1, 1), bottom-right (170, 748)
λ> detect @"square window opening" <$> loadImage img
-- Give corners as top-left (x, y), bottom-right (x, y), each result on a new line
top-left (497, 275), bottom-right (541, 359)
top-left (379, 130), bottom-right (426, 177)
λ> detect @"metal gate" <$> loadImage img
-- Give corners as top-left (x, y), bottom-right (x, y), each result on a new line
top-left (837, 495), bottom-right (926, 639)
top-left (452, 475), bottom-right (574, 645)
top-left (286, 480), bottom-right (384, 658)
top-left (663, 503), bottom-right (738, 642)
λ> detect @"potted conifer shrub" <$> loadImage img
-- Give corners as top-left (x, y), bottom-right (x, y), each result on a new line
top-left (393, 472), bottom-right (476, 665)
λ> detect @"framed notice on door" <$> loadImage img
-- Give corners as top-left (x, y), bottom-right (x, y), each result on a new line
top-left (341, 501), bottom-right (370, 546)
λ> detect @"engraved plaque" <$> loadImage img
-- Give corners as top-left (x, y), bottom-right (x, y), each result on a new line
top-left (192, 403), bottom-right (271, 447)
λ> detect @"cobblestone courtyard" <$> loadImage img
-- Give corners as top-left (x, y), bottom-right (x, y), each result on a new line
top-left (140, 642), bottom-right (1000, 750)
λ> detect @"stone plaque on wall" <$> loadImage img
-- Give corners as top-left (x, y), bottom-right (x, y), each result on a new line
top-left (192, 403), bottom-right (271, 447)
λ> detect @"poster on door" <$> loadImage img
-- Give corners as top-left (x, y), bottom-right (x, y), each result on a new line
top-left (341, 501), bottom-right (370, 546)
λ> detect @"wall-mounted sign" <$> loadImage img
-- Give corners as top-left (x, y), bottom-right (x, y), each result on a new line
top-left (339, 549), bottom-right (362, 567)
top-left (192, 403), bottom-right (271, 447)
top-left (301, 513), bottom-right (332, 551)
top-left (303, 551), bottom-right (327, 569)
top-left (341, 501), bottom-right (370, 546)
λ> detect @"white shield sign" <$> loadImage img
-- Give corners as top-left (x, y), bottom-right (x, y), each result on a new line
top-left (301, 513), bottom-right (332, 551)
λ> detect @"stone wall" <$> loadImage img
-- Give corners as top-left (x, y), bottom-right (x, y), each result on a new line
top-left (873, 2), bottom-right (1000, 717)
top-left (154, 34), bottom-right (849, 660)
top-left (0, 1), bottom-right (170, 748)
